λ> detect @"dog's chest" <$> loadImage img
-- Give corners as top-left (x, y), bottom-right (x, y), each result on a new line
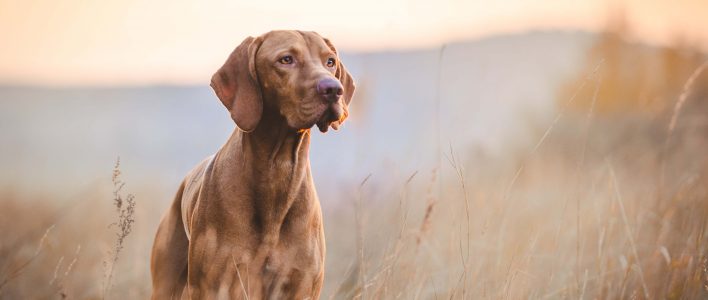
top-left (226, 236), bottom-right (324, 299)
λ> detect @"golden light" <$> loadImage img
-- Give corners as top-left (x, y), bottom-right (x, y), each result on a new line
top-left (0, 0), bottom-right (706, 85)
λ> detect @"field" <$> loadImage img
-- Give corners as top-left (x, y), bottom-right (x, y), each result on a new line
top-left (1, 31), bottom-right (707, 299)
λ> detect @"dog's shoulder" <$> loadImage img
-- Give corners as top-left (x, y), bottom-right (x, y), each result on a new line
top-left (180, 154), bottom-right (216, 239)
top-left (184, 154), bottom-right (215, 184)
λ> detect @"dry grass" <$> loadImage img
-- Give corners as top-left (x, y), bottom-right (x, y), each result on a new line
top-left (319, 61), bottom-right (708, 299)
top-left (318, 115), bottom-right (707, 299)
top-left (102, 157), bottom-right (136, 299)
top-left (0, 158), bottom-right (143, 299)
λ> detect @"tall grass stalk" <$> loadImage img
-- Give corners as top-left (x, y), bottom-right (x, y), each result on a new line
top-left (102, 157), bottom-right (136, 299)
top-left (0, 225), bottom-right (54, 294)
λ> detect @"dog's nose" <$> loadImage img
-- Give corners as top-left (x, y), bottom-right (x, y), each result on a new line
top-left (316, 78), bottom-right (343, 102)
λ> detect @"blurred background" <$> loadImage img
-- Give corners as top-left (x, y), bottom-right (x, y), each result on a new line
top-left (1, 0), bottom-right (707, 298)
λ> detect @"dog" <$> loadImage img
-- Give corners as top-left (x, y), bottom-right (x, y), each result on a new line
top-left (150, 30), bottom-right (355, 299)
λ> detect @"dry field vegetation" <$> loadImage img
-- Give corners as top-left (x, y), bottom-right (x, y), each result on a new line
top-left (1, 32), bottom-right (708, 299)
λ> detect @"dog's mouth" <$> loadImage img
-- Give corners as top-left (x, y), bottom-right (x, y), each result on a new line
top-left (315, 103), bottom-right (345, 133)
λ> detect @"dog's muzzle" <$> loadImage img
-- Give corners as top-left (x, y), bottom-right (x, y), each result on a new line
top-left (316, 103), bottom-right (344, 133)
top-left (315, 77), bottom-right (344, 132)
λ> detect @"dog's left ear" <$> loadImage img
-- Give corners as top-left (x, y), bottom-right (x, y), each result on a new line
top-left (210, 36), bottom-right (264, 132)
top-left (323, 37), bottom-right (356, 130)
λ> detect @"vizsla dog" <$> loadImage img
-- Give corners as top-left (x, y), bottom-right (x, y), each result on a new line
top-left (150, 30), bottom-right (355, 299)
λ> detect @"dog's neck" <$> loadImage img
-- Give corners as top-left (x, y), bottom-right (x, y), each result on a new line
top-left (219, 110), bottom-right (312, 183)
top-left (231, 113), bottom-right (310, 163)
top-left (240, 112), bottom-right (310, 166)
top-left (212, 111), bottom-right (315, 244)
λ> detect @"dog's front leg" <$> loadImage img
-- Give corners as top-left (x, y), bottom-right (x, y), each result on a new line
top-left (186, 227), bottom-right (238, 299)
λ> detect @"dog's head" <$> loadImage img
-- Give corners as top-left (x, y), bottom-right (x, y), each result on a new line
top-left (211, 30), bottom-right (355, 133)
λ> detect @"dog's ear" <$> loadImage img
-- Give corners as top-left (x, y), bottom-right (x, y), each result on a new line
top-left (323, 37), bottom-right (356, 130)
top-left (210, 36), bottom-right (264, 132)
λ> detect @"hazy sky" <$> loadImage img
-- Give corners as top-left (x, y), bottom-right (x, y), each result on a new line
top-left (1, 0), bottom-right (706, 86)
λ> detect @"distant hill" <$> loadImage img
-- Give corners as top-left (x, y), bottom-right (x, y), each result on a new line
top-left (0, 31), bottom-right (597, 201)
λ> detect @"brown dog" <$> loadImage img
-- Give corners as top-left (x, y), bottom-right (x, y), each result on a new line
top-left (150, 30), bottom-right (355, 299)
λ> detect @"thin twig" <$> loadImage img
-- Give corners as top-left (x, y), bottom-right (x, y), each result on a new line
top-left (356, 174), bottom-right (371, 299)
top-left (0, 224), bottom-right (54, 293)
top-left (661, 60), bottom-right (708, 195)
top-left (49, 256), bottom-right (65, 286)
top-left (506, 61), bottom-right (604, 202)
top-left (667, 60), bottom-right (708, 135)
top-left (231, 254), bottom-right (250, 300)
top-left (103, 157), bottom-right (136, 300)
top-left (606, 160), bottom-right (650, 299)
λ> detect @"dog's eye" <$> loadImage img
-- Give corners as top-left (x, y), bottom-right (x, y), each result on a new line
top-left (326, 58), bottom-right (336, 68)
top-left (278, 55), bottom-right (294, 65)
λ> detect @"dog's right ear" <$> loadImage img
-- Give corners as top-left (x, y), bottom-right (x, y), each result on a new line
top-left (210, 36), bottom-right (264, 132)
